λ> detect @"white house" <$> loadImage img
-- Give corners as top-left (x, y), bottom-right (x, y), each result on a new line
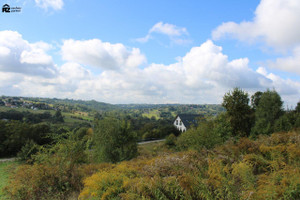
top-left (173, 114), bottom-right (201, 132)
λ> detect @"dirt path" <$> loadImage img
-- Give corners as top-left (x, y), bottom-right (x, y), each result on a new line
top-left (0, 158), bottom-right (16, 162)
top-left (138, 139), bottom-right (165, 145)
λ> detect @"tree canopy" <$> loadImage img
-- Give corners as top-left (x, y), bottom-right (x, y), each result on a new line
top-left (222, 87), bottom-right (253, 137)
top-left (252, 89), bottom-right (283, 135)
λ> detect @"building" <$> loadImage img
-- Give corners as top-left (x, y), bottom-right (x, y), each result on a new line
top-left (173, 114), bottom-right (202, 132)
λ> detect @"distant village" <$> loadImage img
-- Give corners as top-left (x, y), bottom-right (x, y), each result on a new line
top-left (0, 96), bottom-right (52, 110)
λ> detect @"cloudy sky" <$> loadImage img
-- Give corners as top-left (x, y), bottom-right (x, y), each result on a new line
top-left (1, 0), bottom-right (299, 106)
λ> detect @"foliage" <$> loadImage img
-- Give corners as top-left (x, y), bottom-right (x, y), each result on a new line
top-left (93, 117), bottom-right (138, 163)
top-left (17, 140), bottom-right (39, 163)
top-left (0, 160), bottom-right (18, 200)
top-left (176, 120), bottom-right (223, 151)
top-left (252, 89), bottom-right (283, 135)
top-left (165, 134), bottom-right (177, 147)
top-left (250, 91), bottom-right (263, 110)
top-left (79, 130), bottom-right (300, 200)
top-left (274, 111), bottom-right (296, 132)
top-left (53, 110), bottom-right (64, 123)
top-left (222, 87), bottom-right (253, 137)
top-left (4, 131), bottom-right (94, 199)
top-left (0, 121), bottom-right (52, 157)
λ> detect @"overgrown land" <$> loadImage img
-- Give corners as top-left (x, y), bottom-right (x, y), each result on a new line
top-left (0, 88), bottom-right (299, 199)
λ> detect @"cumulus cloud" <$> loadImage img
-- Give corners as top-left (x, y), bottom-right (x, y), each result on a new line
top-left (268, 46), bottom-right (300, 75)
top-left (37, 41), bottom-right (300, 105)
top-left (61, 39), bottom-right (146, 70)
top-left (0, 31), bottom-right (57, 77)
top-left (0, 33), bottom-right (299, 106)
top-left (35, 0), bottom-right (63, 10)
top-left (212, 0), bottom-right (300, 51)
top-left (136, 22), bottom-right (191, 45)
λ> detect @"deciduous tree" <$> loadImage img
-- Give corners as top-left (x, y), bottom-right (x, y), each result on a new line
top-left (252, 89), bottom-right (283, 135)
top-left (222, 88), bottom-right (253, 137)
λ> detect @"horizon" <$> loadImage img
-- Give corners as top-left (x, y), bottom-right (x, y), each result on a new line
top-left (1, 0), bottom-right (300, 107)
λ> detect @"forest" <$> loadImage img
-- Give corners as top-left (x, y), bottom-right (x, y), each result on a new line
top-left (0, 88), bottom-right (299, 200)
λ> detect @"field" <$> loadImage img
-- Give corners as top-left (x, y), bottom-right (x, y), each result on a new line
top-left (0, 106), bottom-right (92, 126)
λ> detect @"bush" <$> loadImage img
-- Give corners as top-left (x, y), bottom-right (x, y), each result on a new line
top-left (5, 132), bottom-right (89, 199)
top-left (17, 140), bottom-right (39, 163)
top-left (93, 118), bottom-right (138, 163)
top-left (165, 134), bottom-right (177, 146)
top-left (89, 127), bottom-right (300, 199)
top-left (176, 121), bottom-right (222, 151)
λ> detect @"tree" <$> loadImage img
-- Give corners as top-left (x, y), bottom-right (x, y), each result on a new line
top-left (222, 88), bottom-right (253, 137)
top-left (251, 91), bottom-right (263, 110)
top-left (296, 101), bottom-right (300, 113)
top-left (252, 89), bottom-right (283, 135)
top-left (53, 110), bottom-right (64, 123)
top-left (93, 117), bottom-right (137, 163)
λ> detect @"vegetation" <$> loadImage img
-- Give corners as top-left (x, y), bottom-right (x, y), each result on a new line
top-left (1, 89), bottom-right (300, 199)
top-left (0, 160), bottom-right (18, 200)
top-left (222, 87), bottom-right (253, 137)
top-left (252, 89), bottom-right (284, 135)
top-left (93, 118), bottom-right (138, 163)
top-left (79, 130), bottom-right (300, 200)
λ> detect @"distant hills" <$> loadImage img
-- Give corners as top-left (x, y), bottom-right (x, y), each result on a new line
top-left (0, 96), bottom-right (225, 118)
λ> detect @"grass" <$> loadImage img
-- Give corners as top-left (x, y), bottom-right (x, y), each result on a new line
top-left (0, 106), bottom-right (92, 125)
top-left (0, 160), bottom-right (18, 200)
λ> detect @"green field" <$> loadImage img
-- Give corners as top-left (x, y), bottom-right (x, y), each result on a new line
top-left (0, 106), bottom-right (92, 126)
top-left (0, 161), bottom-right (18, 200)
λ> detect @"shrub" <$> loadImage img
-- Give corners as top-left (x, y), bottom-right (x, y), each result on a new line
top-left (93, 118), bottom-right (138, 163)
top-left (17, 140), bottom-right (39, 163)
top-left (165, 134), bottom-right (177, 147)
top-left (5, 132), bottom-right (89, 199)
top-left (176, 121), bottom-right (222, 151)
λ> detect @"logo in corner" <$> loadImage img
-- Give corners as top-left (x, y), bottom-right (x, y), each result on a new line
top-left (2, 4), bottom-right (10, 13)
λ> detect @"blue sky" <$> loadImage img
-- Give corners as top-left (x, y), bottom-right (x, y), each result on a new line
top-left (0, 0), bottom-right (299, 106)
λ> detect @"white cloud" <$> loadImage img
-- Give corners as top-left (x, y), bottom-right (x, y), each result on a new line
top-left (268, 46), bottom-right (300, 75)
top-left (212, 0), bottom-right (300, 51)
top-left (150, 22), bottom-right (188, 37)
top-left (256, 67), bottom-right (300, 106)
top-left (20, 49), bottom-right (53, 65)
top-left (47, 40), bottom-right (300, 105)
top-left (0, 34), bottom-right (299, 106)
top-left (0, 46), bottom-right (10, 57)
top-left (35, 0), bottom-right (63, 10)
top-left (0, 30), bottom-right (57, 77)
top-left (136, 22), bottom-right (191, 45)
top-left (61, 39), bottom-right (146, 70)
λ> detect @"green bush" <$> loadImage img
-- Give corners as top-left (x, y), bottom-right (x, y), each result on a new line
top-left (165, 134), bottom-right (177, 147)
top-left (176, 121), bottom-right (222, 151)
top-left (17, 140), bottom-right (39, 163)
top-left (5, 132), bottom-right (89, 199)
top-left (93, 117), bottom-right (138, 163)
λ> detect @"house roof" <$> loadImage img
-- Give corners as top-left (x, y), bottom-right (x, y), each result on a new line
top-left (174, 114), bottom-right (202, 129)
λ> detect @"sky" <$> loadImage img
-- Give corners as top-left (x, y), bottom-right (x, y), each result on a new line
top-left (0, 0), bottom-right (300, 107)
